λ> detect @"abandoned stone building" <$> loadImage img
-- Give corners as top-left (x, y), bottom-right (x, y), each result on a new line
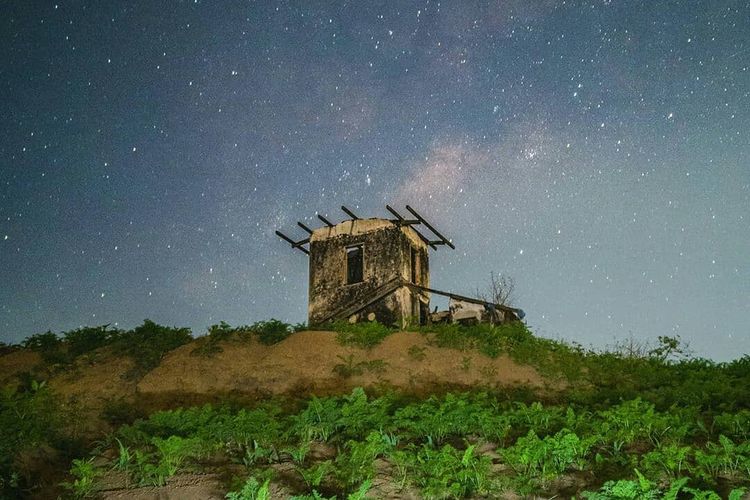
top-left (276, 205), bottom-right (523, 327)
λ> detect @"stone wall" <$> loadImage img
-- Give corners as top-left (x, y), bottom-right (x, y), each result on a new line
top-left (307, 219), bottom-right (429, 326)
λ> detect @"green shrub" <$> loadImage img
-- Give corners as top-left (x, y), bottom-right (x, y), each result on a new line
top-left (332, 321), bottom-right (395, 349)
top-left (115, 319), bottom-right (192, 378)
top-left (335, 431), bottom-right (393, 489)
top-left (20, 330), bottom-right (69, 364)
top-left (291, 396), bottom-right (343, 442)
top-left (581, 469), bottom-right (659, 499)
top-left (250, 319), bottom-right (294, 345)
top-left (191, 321), bottom-right (236, 357)
top-left (413, 321), bottom-right (534, 359)
top-left (63, 324), bottom-right (121, 358)
top-left (0, 381), bottom-right (61, 496)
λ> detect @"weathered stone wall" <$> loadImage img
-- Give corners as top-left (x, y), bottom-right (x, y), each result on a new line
top-left (307, 219), bottom-right (429, 326)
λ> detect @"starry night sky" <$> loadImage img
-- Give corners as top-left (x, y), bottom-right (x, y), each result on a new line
top-left (1, 1), bottom-right (748, 360)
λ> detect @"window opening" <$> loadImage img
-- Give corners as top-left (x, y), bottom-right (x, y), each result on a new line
top-left (346, 244), bottom-right (364, 284)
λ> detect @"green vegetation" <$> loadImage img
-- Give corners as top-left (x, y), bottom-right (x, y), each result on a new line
top-left (192, 319), bottom-right (303, 357)
top-left (332, 355), bottom-right (389, 378)
top-left (2, 320), bottom-right (750, 498)
top-left (330, 320), bottom-right (396, 349)
top-left (0, 380), bottom-right (69, 497)
top-left (117, 320), bottom-right (193, 378)
top-left (49, 385), bottom-right (749, 498)
top-left (410, 321), bottom-right (532, 359)
top-left (17, 319), bottom-right (192, 377)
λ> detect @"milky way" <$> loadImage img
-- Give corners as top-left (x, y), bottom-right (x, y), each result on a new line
top-left (1, 1), bottom-right (748, 360)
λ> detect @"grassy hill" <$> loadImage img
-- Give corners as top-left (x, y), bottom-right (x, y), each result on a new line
top-left (1, 320), bottom-right (749, 499)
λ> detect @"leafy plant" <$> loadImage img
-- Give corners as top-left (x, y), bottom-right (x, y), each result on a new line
top-left (250, 319), bottom-right (294, 345)
top-left (501, 428), bottom-right (594, 486)
top-left (63, 324), bottom-right (121, 358)
top-left (401, 443), bottom-right (491, 498)
top-left (581, 469), bottom-right (659, 499)
top-left (335, 431), bottom-right (392, 489)
top-left (191, 321), bottom-right (235, 357)
top-left (62, 457), bottom-right (100, 499)
top-left (297, 460), bottom-right (333, 489)
top-left (332, 321), bottom-right (395, 349)
top-left (115, 319), bottom-right (193, 378)
top-left (0, 381), bottom-right (60, 496)
top-left (291, 396), bottom-right (342, 442)
top-left (226, 476), bottom-right (271, 500)
top-left (20, 330), bottom-right (68, 364)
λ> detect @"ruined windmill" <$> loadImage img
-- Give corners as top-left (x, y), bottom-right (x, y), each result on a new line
top-left (276, 205), bottom-right (524, 328)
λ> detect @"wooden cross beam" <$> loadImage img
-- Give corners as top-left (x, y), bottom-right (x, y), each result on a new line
top-left (317, 214), bottom-right (335, 227)
top-left (341, 205), bottom-right (360, 220)
top-left (385, 204), bottom-right (438, 250)
top-left (405, 205), bottom-right (455, 249)
top-left (297, 221), bottom-right (314, 234)
top-left (275, 230), bottom-right (310, 255)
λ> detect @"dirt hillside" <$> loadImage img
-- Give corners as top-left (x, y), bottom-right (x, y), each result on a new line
top-left (1, 330), bottom-right (549, 425)
top-left (137, 331), bottom-right (546, 399)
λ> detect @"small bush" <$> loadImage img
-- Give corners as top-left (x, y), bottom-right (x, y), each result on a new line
top-left (332, 321), bottom-right (395, 349)
top-left (115, 320), bottom-right (192, 378)
top-left (0, 381), bottom-right (61, 496)
top-left (20, 331), bottom-right (69, 364)
top-left (64, 324), bottom-right (121, 358)
top-left (226, 476), bottom-right (271, 500)
top-left (412, 321), bottom-right (533, 359)
top-left (250, 319), bottom-right (294, 345)
top-left (190, 321), bottom-right (236, 357)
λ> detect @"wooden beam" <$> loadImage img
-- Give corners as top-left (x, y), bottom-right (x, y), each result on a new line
top-left (292, 237), bottom-right (310, 248)
top-left (405, 205), bottom-right (455, 249)
top-left (341, 205), bottom-right (360, 220)
top-left (405, 282), bottom-right (523, 316)
top-left (386, 204), bottom-right (437, 249)
top-left (385, 204), bottom-right (405, 221)
top-left (275, 230), bottom-right (310, 255)
top-left (317, 214), bottom-right (334, 227)
top-left (297, 221), bottom-right (314, 234)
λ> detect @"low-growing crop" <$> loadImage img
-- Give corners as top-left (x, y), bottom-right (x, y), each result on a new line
top-left (225, 476), bottom-right (271, 500)
top-left (501, 429), bottom-right (594, 487)
top-left (400, 443), bottom-right (491, 498)
top-left (62, 457), bottom-right (100, 499)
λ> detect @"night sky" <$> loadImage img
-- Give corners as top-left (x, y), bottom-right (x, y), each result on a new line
top-left (1, 1), bottom-right (748, 360)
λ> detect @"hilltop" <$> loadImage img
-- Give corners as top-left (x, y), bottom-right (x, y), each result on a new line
top-left (2, 320), bottom-right (749, 499)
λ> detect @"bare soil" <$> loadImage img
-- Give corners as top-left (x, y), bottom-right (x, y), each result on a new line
top-left (137, 331), bottom-right (547, 403)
